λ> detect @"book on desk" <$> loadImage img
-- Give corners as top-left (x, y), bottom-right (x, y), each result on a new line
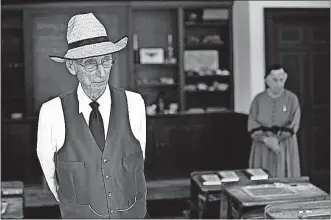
top-left (244, 168), bottom-right (269, 180)
top-left (200, 171), bottom-right (241, 185)
top-left (200, 174), bottom-right (222, 186)
top-left (217, 171), bottom-right (240, 182)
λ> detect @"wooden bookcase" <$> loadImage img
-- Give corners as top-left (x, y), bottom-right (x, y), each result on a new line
top-left (129, 1), bottom-right (234, 114)
top-left (1, 10), bottom-right (26, 119)
top-left (182, 7), bottom-right (232, 111)
top-left (131, 8), bottom-right (180, 113)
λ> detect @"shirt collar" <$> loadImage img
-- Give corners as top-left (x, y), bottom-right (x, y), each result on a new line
top-left (77, 83), bottom-right (110, 113)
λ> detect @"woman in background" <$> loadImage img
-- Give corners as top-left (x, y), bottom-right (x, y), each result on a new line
top-left (248, 64), bottom-right (301, 178)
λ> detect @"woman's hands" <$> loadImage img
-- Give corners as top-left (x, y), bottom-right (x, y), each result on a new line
top-left (278, 131), bottom-right (293, 141)
top-left (263, 136), bottom-right (281, 153)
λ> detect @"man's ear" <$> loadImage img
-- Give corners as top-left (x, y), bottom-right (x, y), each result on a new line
top-left (66, 60), bottom-right (77, 75)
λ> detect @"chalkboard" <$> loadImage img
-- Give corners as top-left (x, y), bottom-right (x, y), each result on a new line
top-left (32, 11), bottom-right (121, 111)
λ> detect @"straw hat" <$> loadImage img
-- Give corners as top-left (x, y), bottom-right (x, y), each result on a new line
top-left (49, 12), bottom-right (128, 62)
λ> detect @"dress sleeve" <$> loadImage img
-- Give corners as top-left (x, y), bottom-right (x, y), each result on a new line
top-left (248, 95), bottom-right (267, 142)
top-left (279, 93), bottom-right (301, 141)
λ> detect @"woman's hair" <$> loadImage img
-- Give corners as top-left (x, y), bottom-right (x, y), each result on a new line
top-left (265, 64), bottom-right (287, 78)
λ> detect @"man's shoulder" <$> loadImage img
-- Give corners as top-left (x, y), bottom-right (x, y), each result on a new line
top-left (59, 87), bottom-right (76, 99)
top-left (122, 89), bottom-right (145, 109)
top-left (124, 90), bottom-right (143, 100)
top-left (41, 97), bottom-right (62, 112)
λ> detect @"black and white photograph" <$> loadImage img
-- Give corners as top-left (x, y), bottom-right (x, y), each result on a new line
top-left (1, 0), bottom-right (330, 219)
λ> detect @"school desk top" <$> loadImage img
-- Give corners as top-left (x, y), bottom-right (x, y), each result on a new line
top-left (264, 196), bottom-right (330, 219)
top-left (1, 181), bottom-right (24, 219)
top-left (1, 181), bottom-right (23, 197)
top-left (226, 182), bottom-right (329, 207)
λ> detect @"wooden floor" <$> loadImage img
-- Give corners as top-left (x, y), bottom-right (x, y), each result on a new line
top-left (24, 178), bottom-right (190, 207)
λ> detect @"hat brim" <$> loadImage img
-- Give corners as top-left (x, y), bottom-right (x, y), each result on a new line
top-left (49, 36), bottom-right (128, 63)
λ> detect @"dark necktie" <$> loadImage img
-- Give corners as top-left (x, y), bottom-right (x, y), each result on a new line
top-left (89, 101), bottom-right (105, 151)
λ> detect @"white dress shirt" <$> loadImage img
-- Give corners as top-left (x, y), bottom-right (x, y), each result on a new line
top-left (36, 83), bottom-right (146, 201)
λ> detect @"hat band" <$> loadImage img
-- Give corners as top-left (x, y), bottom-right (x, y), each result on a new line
top-left (68, 36), bottom-right (110, 50)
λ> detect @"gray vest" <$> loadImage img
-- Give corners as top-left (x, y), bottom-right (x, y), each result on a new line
top-left (55, 86), bottom-right (147, 219)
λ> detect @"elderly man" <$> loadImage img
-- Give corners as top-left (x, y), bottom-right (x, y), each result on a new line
top-left (36, 13), bottom-right (147, 219)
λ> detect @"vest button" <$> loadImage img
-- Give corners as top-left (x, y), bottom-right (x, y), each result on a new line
top-left (105, 175), bottom-right (110, 179)
top-left (110, 210), bottom-right (114, 214)
top-left (108, 192), bottom-right (112, 197)
top-left (103, 159), bottom-right (108, 164)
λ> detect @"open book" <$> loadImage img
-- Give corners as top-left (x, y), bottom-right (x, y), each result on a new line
top-left (245, 168), bottom-right (269, 180)
top-left (200, 174), bottom-right (222, 186)
top-left (218, 171), bottom-right (240, 182)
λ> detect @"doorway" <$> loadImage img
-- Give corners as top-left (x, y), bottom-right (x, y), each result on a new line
top-left (265, 8), bottom-right (330, 192)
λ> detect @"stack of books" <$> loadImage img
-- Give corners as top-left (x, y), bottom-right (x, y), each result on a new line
top-left (218, 171), bottom-right (240, 183)
top-left (245, 168), bottom-right (269, 180)
top-left (200, 174), bottom-right (222, 186)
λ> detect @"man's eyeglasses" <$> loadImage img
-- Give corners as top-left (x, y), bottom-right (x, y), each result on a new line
top-left (78, 58), bottom-right (114, 72)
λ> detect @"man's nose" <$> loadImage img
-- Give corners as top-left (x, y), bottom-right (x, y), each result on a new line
top-left (96, 65), bottom-right (106, 77)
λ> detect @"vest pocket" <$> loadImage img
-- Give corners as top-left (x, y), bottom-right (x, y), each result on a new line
top-left (120, 152), bottom-right (147, 217)
top-left (61, 201), bottom-right (109, 219)
top-left (58, 161), bottom-right (87, 203)
top-left (59, 161), bottom-right (86, 169)
top-left (113, 191), bottom-right (147, 218)
top-left (122, 151), bottom-right (144, 172)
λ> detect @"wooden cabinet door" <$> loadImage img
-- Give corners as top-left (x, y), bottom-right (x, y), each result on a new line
top-left (265, 9), bottom-right (330, 192)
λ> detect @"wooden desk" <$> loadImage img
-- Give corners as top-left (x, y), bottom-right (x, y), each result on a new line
top-left (1, 181), bottom-right (23, 196)
top-left (265, 196), bottom-right (330, 219)
top-left (189, 170), bottom-right (275, 219)
top-left (1, 198), bottom-right (23, 219)
top-left (226, 179), bottom-right (328, 219)
top-left (1, 181), bottom-right (24, 219)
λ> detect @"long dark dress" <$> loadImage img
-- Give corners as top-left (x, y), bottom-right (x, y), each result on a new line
top-left (248, 89), bottom-right (301, 178)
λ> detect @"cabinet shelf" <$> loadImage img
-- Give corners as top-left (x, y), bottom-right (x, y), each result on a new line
top-left (135, 63), bottom-right (177, 67)
top-left (185, 43), bottom-right (224, 50)
top-left (185, 90), bottom-right (229, 93)
top-left (184, 20), bottom-right (229, 27)
top-left (186, 75), bottom-right (230, 79)
top-left (137, 83), bottom-right (179, 88)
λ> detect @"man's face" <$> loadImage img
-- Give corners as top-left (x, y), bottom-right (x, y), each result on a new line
top-left (74, 54), bottom-right (113, 89)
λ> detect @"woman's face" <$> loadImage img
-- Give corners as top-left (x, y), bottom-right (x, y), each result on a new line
top-left (266, 68), bottom-right (287, 94)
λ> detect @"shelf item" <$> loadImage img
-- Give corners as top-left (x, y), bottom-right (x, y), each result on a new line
top-left (133, 33), bottom-right (140, 63)
top-left (137, 83), bottom-right (179, 89)
top-left (202, 8), bottom-right (229, 20)
top-left (184, 50), bottom-right (219, 72)
top-left (135, 63), bottom-right (177, 67)
top-left (186, 69), bottom-right (230, 77)
top-left (139, 48), bottom-right (165, 64)
top-left (186, 35), bottom-right (224, 45)
top-left (165, 34), bottom-right (177, 64)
